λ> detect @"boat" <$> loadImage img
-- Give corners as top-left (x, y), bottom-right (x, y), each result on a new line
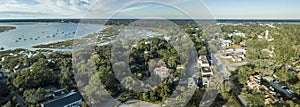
top-left (35, 38), bottom-right (38, 40)
top-left (24, 39), bottom-right (26, 41)
top-left (18, 38), bottom-right (22, 40)
top-left (0, 47), bottom-right (4, 50)
top-left (30, 38), bottom-right (33, 40)
top-left (46, 36), bottom-right (50, 38)
top-left (16, 40), bottom-right (19, 42)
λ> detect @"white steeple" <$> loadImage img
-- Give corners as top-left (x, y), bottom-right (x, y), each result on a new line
top-left (265, 30), bottom-right (269, 39)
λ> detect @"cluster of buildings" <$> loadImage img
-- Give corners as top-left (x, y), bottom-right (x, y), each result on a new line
top-left (246, 75), bottom-right (279, 105)
top-left (263, 76), bottom-right (295, 99)
top-left (227, 32), bottom-right (246, 38)
top-left (240, 73), bottom-right (296, 106)
top-left (222, 48), bottom-right (247, 62)
top-left (198, 55), bottom-right (214, 87)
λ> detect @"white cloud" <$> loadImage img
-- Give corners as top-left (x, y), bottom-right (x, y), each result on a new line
top-left (0, 0), bottom-right (196, 19)
top-left (0, 0), bottom-right (116, 19)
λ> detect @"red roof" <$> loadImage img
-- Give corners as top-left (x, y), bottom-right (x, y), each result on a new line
top-left (154, 67), bottom-right (169, 72)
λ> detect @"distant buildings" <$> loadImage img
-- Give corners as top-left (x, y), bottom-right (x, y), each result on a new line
top-left (228, 32), bottom-right (246, 38)
top-left (144, 41), bottom-right (152, 45)
top-left (220, 39), bottom-right (233, 48)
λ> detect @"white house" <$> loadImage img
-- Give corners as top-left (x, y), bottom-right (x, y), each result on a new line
top-left (201, 67), bottom-right (213, 77)
top-left (198, 55), bottom-right (210, 67)
top-left (154, 67), bottom-right (169, 79)
top-left (145, 41), bottom-right (152, 45)
top-left (202, 77), bottom-right (209, 87)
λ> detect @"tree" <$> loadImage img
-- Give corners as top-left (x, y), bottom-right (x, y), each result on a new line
top-left (12, 58), bottom-right (56, 89)
top-left (298, 72), bottom-right (300, 80)
top-left (245, 92), bottom-right (265, 107)
top-left (220, 81), bottom-right (232, 99)
top-left (23, 88), bottom-right (50, 105)
top-left (236, 65), bottom-right (254, 85)
top-left (233, 36), bottom-right (242, 44)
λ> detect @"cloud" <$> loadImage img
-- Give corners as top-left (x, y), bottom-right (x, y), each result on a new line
top-left (0, 0), bottom-right (196, 19)
top-left (0, 11), bottom-right (46, 15)
top-left (0, 0), bottom-right (116, 19)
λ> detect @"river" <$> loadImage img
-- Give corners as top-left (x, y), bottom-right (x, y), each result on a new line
top-left (0, 22), bottom-right (105, 51)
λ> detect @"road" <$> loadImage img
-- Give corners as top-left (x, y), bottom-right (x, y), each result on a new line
top-left (206, 41), bottom-right (241, 94)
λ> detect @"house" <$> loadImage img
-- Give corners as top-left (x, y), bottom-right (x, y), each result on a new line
top-left (201, 67), bottom-right (213, 77)
top-left (198, 55), bottom-right (210, 67)
top-left (41, 90), bottom-right (82, 107)
top-left (202, 77), bottom-right (209, 87)
top-left (228, 32), bottom-right (246, 38)
top-left (13, 64), bottom-right (28, 73)
top-left (153, 67), bottom-right (169, 79)
top-left (220, 39), bottom-right (233, 47)
top-left (176, 65), bottom-right (184, 69)
top-left (164, 36), bottom-right (171, 41)
top-left (144, 51), bottom-right (150, 54)
top-left (231, 55), bottom-right (243, 62)
top-left (144, 41), bottom-right (152, 45)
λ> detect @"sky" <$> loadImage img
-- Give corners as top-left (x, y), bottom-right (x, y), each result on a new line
top-left (0, 0), bottom-right (299, 19)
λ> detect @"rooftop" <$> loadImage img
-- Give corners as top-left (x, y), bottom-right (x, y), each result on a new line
top-left (154, 67), bottom-right (169, 72)
top-left (201, 67), bottom-right (212, 73)
top-left (41, 92), bottom-right (82, 107)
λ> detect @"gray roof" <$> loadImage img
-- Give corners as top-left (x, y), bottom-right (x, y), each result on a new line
top-left (41, 92), bottom-right (82, 107)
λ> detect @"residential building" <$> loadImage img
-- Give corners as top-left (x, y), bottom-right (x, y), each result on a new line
top-left (201, 67), bottom-right (213, 77)
top-left (202, 77), bottom-right (209, 87)
top-left (198, 55), bottom-right (210, 67)
top-left (41, 91), bottom-right (82, 107)
top-left (154, 67), bottom-right (169, 79)
top-left (145, 41), bottom-right (152, 45)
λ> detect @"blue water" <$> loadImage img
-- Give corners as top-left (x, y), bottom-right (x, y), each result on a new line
top-left (0, 22), bottom-right (105, 51)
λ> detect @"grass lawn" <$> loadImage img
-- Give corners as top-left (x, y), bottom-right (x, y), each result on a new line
top-left (226, 58), bottom-right (235, 63)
